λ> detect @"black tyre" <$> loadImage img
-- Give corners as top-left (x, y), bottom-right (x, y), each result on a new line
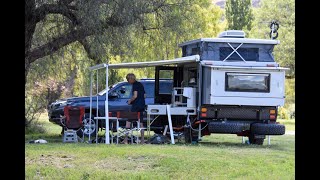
top-left (249, 134), bottom-right (265, 145)
top-left (251, 123), bottom-right (285, 135)
top-left (183, 126), bottom-right (199, 144)
top-left (184, 126), bottom-right (192, 143)
top-left (208, 122), bottom-right (246, 134)
top-left (153, 130), bottom-right (162, 134)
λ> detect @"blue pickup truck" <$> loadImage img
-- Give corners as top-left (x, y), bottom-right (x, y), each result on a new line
top-left (48, 79), bottom-right (173, 136)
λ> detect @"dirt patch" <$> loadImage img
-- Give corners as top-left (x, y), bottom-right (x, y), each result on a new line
top-left (25, 154), bottom-right (75, 169)
top-left (94, 155), bottom-right (156, 171)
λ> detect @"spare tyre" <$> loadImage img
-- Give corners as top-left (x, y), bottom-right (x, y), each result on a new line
top-left (208, 122), bottom-right (246, 134)
top-left (251, 123), bottom-right (285, 135)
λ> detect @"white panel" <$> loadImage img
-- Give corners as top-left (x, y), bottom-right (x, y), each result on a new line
top-left (201, 60), bottom-right (280, 67)
top-left (211, 96), bottom-right (285, 106)
top-left (209, 68), bottom-right (286, 106)
top-left (170, 107), bottom-right (197, 115)
top-left (183, 87), bottom-right (196, 107)
top-left (147, 105), bottom-right (167, 115)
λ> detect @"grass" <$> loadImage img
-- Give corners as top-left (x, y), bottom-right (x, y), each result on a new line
top-left (278, 119), bottom-right (295, 131)
top-left (25, 114), bottom-right (295, 179)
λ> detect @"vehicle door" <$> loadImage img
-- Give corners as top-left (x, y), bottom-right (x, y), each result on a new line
top-left (143, 82), bottom-right (155, 105)
top-left (108, 82), bottom-right (132, 112)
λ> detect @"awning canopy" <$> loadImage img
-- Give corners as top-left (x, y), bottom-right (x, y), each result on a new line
top-left (89, 55), bottom-right (200, 70)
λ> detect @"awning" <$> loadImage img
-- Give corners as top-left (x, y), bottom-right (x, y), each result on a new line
top-left (89, 55), bottom-right (200, 70)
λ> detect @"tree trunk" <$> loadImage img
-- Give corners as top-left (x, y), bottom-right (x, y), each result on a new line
top-left (25, 0), bottom-right (37, 85)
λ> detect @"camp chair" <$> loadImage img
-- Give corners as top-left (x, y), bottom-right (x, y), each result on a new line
top-left (116, 111), bottom-right (146, 144)
top-left (61, 106), bottom-right (85, 143)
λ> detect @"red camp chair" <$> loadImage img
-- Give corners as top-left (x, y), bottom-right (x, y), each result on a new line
top-left (61, 106), bottom-right (85, 143)
top-left (115, 111), bottom-right (145, 144)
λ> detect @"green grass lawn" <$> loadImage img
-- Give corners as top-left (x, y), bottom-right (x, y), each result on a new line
top-left (278, 119), bottom-right (295, 131)
top-left (25, 114), bottom-right (295, 179)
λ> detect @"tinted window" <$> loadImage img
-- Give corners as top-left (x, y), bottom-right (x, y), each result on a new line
top-left (112, 83), bottom-right (132, 98)
top-left (220, 47), bottom-right (259, 61)
top-left (225, 73), bottom-right (270, 92)
top-left (144, 82), bottom-right (154, 98)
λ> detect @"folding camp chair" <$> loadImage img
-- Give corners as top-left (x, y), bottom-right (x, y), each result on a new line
top-left (61, 106), bottom-right (85, 143)
top-left (115, 111), bottom-right (146, 144)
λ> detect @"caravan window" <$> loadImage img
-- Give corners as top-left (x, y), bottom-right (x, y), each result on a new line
top-left (225, 73), bottom-right (270, 92)
top-left (220, 47), bottom-right (259, 61)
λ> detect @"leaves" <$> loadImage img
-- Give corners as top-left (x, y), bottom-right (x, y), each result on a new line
top-left (225, 0), bottom-right (254, 31)
top-left (249, 0), bottom-right (295, 77)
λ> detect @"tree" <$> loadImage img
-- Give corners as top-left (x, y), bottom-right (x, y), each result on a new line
top-left (25, 0), bottom-right (190, 85)
top-left (225, 0), bottom-right (254, 31)
top-left (249, 0), bottom-right (295, 77)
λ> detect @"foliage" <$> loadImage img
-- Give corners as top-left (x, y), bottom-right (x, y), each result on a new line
top-left (278, 107), bottom-right (289, 120)
top-left (225, 0), bottom-right (254, 32)
top-left (249, 0), bottom-right (295, 77)
top-left (25, 120), bottom-right (47, 134)
top-left (277, 78), bottom-right (295, 120)
top-left (285, 77), bottom-right (295, 104)
top-left (25, 76), bottom-right (60, 127)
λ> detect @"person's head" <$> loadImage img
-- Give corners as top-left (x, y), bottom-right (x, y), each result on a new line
top-left (126, 73), bottom-right (136, 84)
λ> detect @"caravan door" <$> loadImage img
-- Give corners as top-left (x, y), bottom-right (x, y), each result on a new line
top-left (155, 66), bottom-right (183, 104)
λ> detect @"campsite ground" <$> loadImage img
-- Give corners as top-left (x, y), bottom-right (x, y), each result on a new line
top-left (25, 113), bottom-right (295, 179)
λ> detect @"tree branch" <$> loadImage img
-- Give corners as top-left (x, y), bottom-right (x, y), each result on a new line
top-left (34, 4), bottom-right (78, 25)
top-left (59, 0), bottom-right (75, 5)
top-left (27, 28), bottom-right (94, 63)
top-left (79, 38), bottom-right (101, 64)
top-left (27, 0), bottom-right (176, 64)
top-left (27, 11), bottom-right (143, 63)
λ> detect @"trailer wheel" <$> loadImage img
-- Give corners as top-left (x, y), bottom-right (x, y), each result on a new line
top-left (153, 129), bottom-right (162, 134)
top-left (79, 113), bottom-right (97, 137)
top-left (251, 123), bottom-right (285, 135)
top-left (183, 126), bottom-right (199, 144)
top-left (208, 122), bottom-right (245, 134)
top-left (184, 126), bottom-right (192, 143)
top-left (249, 134), bottom-right (265, 145)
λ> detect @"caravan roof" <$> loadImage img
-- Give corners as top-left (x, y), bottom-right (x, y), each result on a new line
top-left (178, 37), bottom-right (279, 47)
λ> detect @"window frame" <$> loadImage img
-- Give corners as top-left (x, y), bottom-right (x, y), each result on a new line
top-left (225, 72), bottom-right (271, 93)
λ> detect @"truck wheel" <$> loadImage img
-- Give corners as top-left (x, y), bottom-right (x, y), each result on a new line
top-left (208, 122), bottom-right (245, 134)
top-left (251, 123), bottom-right (285, 135)
top-left (80, 114), bottom-right (97, 137)
top-left (153, 129), bottom-right (162, 134)
top-left (248, 134), bottom-right (265, 145)
top-left (184, 126), bottom-right (192, 143)
top-left (184, 126), bottom-right (198, 144)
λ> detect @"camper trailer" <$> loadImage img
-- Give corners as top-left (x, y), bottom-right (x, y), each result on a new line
top-left (144, 30), bottom-right (288, 145)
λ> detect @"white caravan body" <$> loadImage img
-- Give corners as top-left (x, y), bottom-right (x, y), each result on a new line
top-left (201, 61), bottom-right (287, 106)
